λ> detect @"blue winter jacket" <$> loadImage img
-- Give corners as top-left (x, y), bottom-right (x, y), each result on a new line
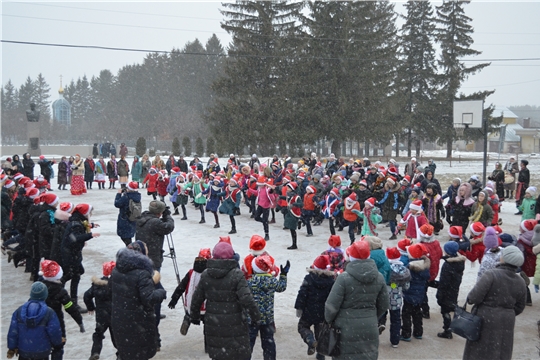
top-left (370, 248), bottom-right (391, 284)
top-left (8, 300), bottom-right (62, 358)
top-left (115, 191), bottom-right (142, 239)
top-left (403, 257), bottom-right (430, 305)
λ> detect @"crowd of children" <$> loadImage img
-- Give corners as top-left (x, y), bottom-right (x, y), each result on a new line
top-left (2, 152), bottom-right (540, 360)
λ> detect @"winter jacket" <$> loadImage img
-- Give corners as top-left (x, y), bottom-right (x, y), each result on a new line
top-left (111, 248), bottom-right (166, 360)
top-left (169, 258), bottom-right (207, 314)
top-left (284, 194), bottom-right (303, 230)
top-left (359, 209), bottom-right (382, 237)
top-left (463, 264), bottom-right (527, 360)
top-left (248, 272), bottom-right (287, 325)
top-left (422, 193), bottom-right (445, 233)
top-left (295, 268), bottom-right (335, 324)
top-left (132, 157), bottom-right (142, 182)
top-left (419, 239), bottom-right (443, 282)
top-left (257, 186), bottom-right (279, 209)
top-left (38, 159), bottom-right (53, 179)
top-left (156, 176), bottom-right (169, 197)
top-left (49, 211), bottom-right (70, 266)
top-left (141, 160), bottom-right (151, 180)
top-left (448, 195), bottom-right (474, 233)
top-left (7, 300), bottom-right (63, 359)
top-left (517, 230), bottom-right (536, 277)
top-left (12, 194), bottom-right (33, 234)
top-left (57, 161), bottom-right (68, 185)
top-left (436, 253), bottom-right (466, 310)
top-left (135, 210), bottom-right (174, 270)
top-left (518, 197), bottom-right (536, 220)
top-left (84, 159), bottom-right (95, 182)
top-left (38, 204), bottom-right (57, 259)
top-left (533, 243), bottom-right (540, 287)
top-left (377, 182), bottom-right (403, 221)
top-left (106, 160), bottom-right (117, 180)
top-left (61, 212), bottom-right (94, 278)
top-left (403, 256), bottom-right (430, 305)
top-left (191, 259), bottom-right (261, 360)
top-left (204, 183), bottom-right (225, 212)
top-left (368, 245), bottom-right (391, 284)
top-left (83, 276), bottom-right (113, 325)
top-left (117, 159), bottom-right (129, 178)
top-left (325, 259), bottom-right (389, 360)
top-left (22, 153), bottom-right (35, 178)
top-left (469, 201), bottom-right (494, 227)
top-left (187, 181), bottom-right (209, 205)
top-left (42, 279), bottom-right (83, 337)
top-left (400, 212), bottom-right (428, 241)
top-left (442, 184), bottom-right (459, 201)
top-left (71, 158), bottom-right (84, 177)
top-left (219, 186), bottom-right (242, 217)
top-left (1, 189), bottom-right (13, 231)
top-left (477, 248), bottom-right (502, 281)
top-left (388, 260), bottom-right (411, 311)
top-left (115, 191), bottom-right (142, 239)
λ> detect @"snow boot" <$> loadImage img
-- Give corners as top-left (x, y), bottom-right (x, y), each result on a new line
top-left (229, 228), bottom-right (237, 234)
top-left (264, 233), bottom-right (270, 241)
top-left (180, 315), bottom-right (191, 336)
top-left (437, 330), bottom-right (453, 339)
top-left (306, 334), bottom-right (317, 355)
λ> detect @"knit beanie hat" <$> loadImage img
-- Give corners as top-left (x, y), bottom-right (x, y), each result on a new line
top-left (502, 245), bottom-right (524, 267)
top-left (525, 186), bottom-right (537, 197)
top-left (149, 200), bottom-right (166, 215)
top-left (212, 242), bottom-right (234, 260)
top-left (483, 227), bottom-right (499, 250)
top-left (363, 236), bottom-right (383, 250)
top-left (444, 241), bottom-right (459, 257)
top-left (532, 225), bottom-right (540, 247)
top-left (29, 282), bottom-right (48, 301)
top-left (128, 240), bottom-right (147, 256)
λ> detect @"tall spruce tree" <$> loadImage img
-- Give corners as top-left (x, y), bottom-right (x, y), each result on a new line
top-left (435, 0), bottom-right (490, 158)
top-left (398, 0), bottom-right (439, 157)
top-left (33, 73), bottom-right (51, 119)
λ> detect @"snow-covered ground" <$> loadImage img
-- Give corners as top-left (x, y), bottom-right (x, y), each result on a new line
top-left (1, 153), bottom-right (539, 360)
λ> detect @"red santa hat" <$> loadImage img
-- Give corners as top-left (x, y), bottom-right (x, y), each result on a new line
top-left (265, 178), bottom-right (275, 188)
top-left (408, 243), bottom-right (427, 259)
top-left (329, 188), bottom-right (339, 197)
top-left (127, 181), bottom-right (139, 191)
top-left (59, 202), bottom-right (74, 213)
top-left (346, 193), bottom-right (357, 207)
top-left (409, 199), bottom-right (423, 212)
top-left (364, 197), bottom-right (376, 208)
top-left (39, 155), bottom-right (45, 160)
top-left (521, 219), bottom-right (537, 232)
top-left (17, 177), bottom-right (30, 186)
top-left (347, 241), bottom-right (370, 261)
top-left (211, 157), bottom-right (219, 165)
top-left (149, 166), bottom-right (158, 174)
top-left (359, 179), bottom-right (368, 187)
top-left (388, 167), bottom-right (398, 177)
top-left (3, 179), bottom-right (15, 189)
top-left (257, 175), bottom-right (267, 186)
top-left (386, 247), bottom-right (401, 261)
top-left (41, 193), bottom-right (59, 207)
top-left (328, 235), bottom-right (342, 248)
top-left (25, 187), bottom-right (40, 200)
top-left (0, 173), bottom-right (6, 184)
top-left (311, 255), bottom-right (331, 270)
top-left (287, 182), bottom-right (298, 191)
top-left (418, 224), bottom-right (434, 241)
top-left (402, 175), bottom-right (411, 183)
top-left (397, 238), bottom-right (412, 252)
top-left (102, 261), bottom-right (116, 277)
top-left (386, 176), bottom-right (397, 186)
top-left (230, 173), bottom-right (242, 186)
top-left (198, 248), bottom-right (212, 259)
top-left (448, 226), bottom-right (463, 239)
top-left (470, 222), bottom-right (486, 236)
top-left (25, 180), bottom-right (36, 188)
top-left (74, 203), bottom-right (93, 217)
top-left (249, 235), bottom-right (266, 256)
top-left (13, 173), bottom-right (23, 181)
top-left (297, 172), bottom-right (306, 180)
top-left (306, 185), bottom-right (316, 194)
top-left (252, 255), bottom-right (276, 275)
top-left (39, 260), bottom-right (63, 281)
top-left (171, 167), bottom-right (180, 173)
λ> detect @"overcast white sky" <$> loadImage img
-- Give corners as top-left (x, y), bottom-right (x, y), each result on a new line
top-left (2, 1), bottom-right (539, 108)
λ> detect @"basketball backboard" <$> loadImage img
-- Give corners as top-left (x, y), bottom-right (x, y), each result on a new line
top-left (453, 100), bottom-right (483, 129)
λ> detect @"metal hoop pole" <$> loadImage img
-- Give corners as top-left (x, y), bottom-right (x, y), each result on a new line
top-left (164, 233), bottom-right (181, 285)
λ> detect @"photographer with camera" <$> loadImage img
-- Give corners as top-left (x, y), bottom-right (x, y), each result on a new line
top-left (136, 200), bottom-right (175, 348)
top-left (114, 181), bottom-right (142, 246)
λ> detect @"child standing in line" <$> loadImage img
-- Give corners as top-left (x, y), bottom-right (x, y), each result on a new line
top-left (84, 261), bottom-right (117, 360)
top-left (518, 186), bottom-right (537, 220)
top-left (462, 222), bottom-right (486, 264)
top-left (385, 247), bottom-right (411, 348)
top-left (168, 248), bottom-right (211, 336)
top-left (248, 255), bottom-right (289, 360)
top-left (417, 224), bottom-right (443, 320)
top-left (401, 244), bottom-right (430, 342)
top-left (436, 242), bottom-right (466, 339)
top-left (294, 255), bottom-right (335, 358)
top-left (476, 226), bottom-right (502, 280)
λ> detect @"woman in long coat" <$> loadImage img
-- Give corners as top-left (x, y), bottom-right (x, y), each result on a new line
top-left (84, 155), bottom-right (95, 190)
top-left (191, 242), bottom-right (260, 360)
top-left (117, 155), bottom-right (130, 188)
top-left (463, 246), bottom-right (527, 360)
top-left (70, 155), bottom-right (86, 195)
top-left (107, 155), bottom-right (118, 189)
top-left (325, 241), bottom-right (389, 360)
top-left (22, 153), bottom-right (35, 179)
top-left (503, 157), bottom-right (519, 199)
top-left (57, 156), bottom-right (69, 190)
top-left (488, 162), bottom-right (505, 201)
top-left (132, 155), bottom-right (142, 183)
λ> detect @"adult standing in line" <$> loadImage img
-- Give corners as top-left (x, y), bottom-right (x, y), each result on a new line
top-left (135, 200), bottom-right (175, 347)
top-left (115, 182), bottom-right (142, 246)
top-left (38, 155), bottom-right (55, 184)
top-left (514, 159), bottom-right (530, 215)
top-left (117, 155), bottom-right (130, 189)
top-left (84, 155), bottom-right (95, 190)
top-left (57, 156), bottom-right (69, 190)
top-left (462, 245), bottom-right (527, 360)
top-left (110, 241), bottom-right (166, 360)
top-left (94, 156), bottom-right (107, 190)
top-left (119, 143), bottom-right (128, 157)
top-left (132, 155), bottom-right (142, 184)
top-left (325, 241), bottom-right (389, 360)
top-left (404, 157), bottom-right (418, 178)
top-left (107, 155), bottom-right (118, 189)
top-left (71, 154), bottom-right (86, 195)
top-left (177, 155), bottom-right (188, 173)
top-left (503, 156), bottom-right (519, 199)
top-left (190, 242), bottom-right (261, 360)
top-left (22, 152), bottom-right (35, 179)
top-left (141, 154), bottom-right (151, 188)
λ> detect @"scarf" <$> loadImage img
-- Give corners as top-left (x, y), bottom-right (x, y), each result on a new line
top-left (364, 206), bottom-right (378, 236)
top-left (469, 203), bottom-right (484, 223)
top-left (86, 159), bottom-right (95, 171)
top-left (425, 194), bottom-right (439, 223)
top-left (379, 191), bottom-right (399, 210)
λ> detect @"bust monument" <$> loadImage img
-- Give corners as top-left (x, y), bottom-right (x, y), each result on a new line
top-left (26, 103), bottom-right (40, 122)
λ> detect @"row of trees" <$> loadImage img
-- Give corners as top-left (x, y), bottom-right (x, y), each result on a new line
top-left (2, 1), bottom-right (500, 158)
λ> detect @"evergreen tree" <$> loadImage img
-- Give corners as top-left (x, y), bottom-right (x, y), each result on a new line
top-left (18, 76), bottom-right (35, 111)
top-left (435, 0), bottom-right (490, 157)
top-left (182, 136), bottom-right (192, 156)
top-left (172, 137), bottom-right (181, 156)
top-left (2, 80), bottom-right (18, 110)
top-left (195, 137), bottom-right (205, 157)
top-left (136, 137), bottom-right (147, 156)
top-left (206, 137), bottom-right (216, 156)
top-left (398, 0), bottom-right (439, 157)
top-left (33, 73), bottom-right (51, 119)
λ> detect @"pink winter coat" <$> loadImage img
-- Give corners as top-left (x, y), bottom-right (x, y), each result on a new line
top-left (257, 186), bottom-right (279, 209)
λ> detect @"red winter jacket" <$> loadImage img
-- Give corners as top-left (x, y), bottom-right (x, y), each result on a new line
top-left (420, 239), bottom-right (443, 281)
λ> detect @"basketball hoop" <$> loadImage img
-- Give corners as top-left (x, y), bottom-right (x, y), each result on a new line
top-left (454, 123), bottom-right (466, 137)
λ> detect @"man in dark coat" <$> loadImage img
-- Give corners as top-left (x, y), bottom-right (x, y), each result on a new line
top-left (22, 152), bottom-right (35, 179)
top-left (111, 243), bottom-right (166, 360)
top-left (115, 182), bottom-right (142, 246)
top-left (38, 193), bottom-right (59, 260)
top-left (177, 155), bottom-right (189, 173)
top-left (38, 156), bottom-right (55, 183)
top-left (191, 242), bottom-right (261, 360)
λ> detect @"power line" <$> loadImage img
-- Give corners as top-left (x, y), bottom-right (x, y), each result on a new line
top-left (3, 40), bottom-right (540, 64)
top-left (461, 78), bottom-right (540, 88)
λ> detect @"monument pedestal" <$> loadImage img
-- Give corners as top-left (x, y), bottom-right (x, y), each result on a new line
top-left (27, 121), bottom-right (41, 157)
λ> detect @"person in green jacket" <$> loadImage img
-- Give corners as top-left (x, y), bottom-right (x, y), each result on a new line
top-left (325, 241), bottom-right (389, 360)
top-left (186, 172), bottom-right (208, 224)
top-left (132, 155), bottom-right (142, 183)
top-left (518, 186), bottom-right (537, 221)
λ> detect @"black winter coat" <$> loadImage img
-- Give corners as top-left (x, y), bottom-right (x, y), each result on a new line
top-left (436, 253), bottom-right (466, 311)
top-left (115, 192), bottom-right (142, 239)
top-left (12, 191), bottom-right (32, 234)
top-left (169, 258), bottom-right (207, 309)
top-left (25, 204), bottom-right (42, 256)
top-left (295, 268), bottom-right (335, 324)
top-left (83, 276), bottom-right (113, 323)
top-left (1, 189), bottom-right (12, 231)
top-left (135, 211), bottom-right (174, 270)
top-left (49, 220), bottom-right (68, 266)
top-left (61, 212), bottom-right (93, 278)
top-left (450, 198), bottom-right (473, 234)
top-left (38, 204), bottom-right (56, 259)
top-left (111, 248), bottom-right (166, 360)
top-left (22, 154), bottom-right (35, 179)
top-left (41, 279), bottom-right (83, 337)
top-left (403, 257), bottom-right (430, 306)
top-left (191, 259), bottom-right (260, 360)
